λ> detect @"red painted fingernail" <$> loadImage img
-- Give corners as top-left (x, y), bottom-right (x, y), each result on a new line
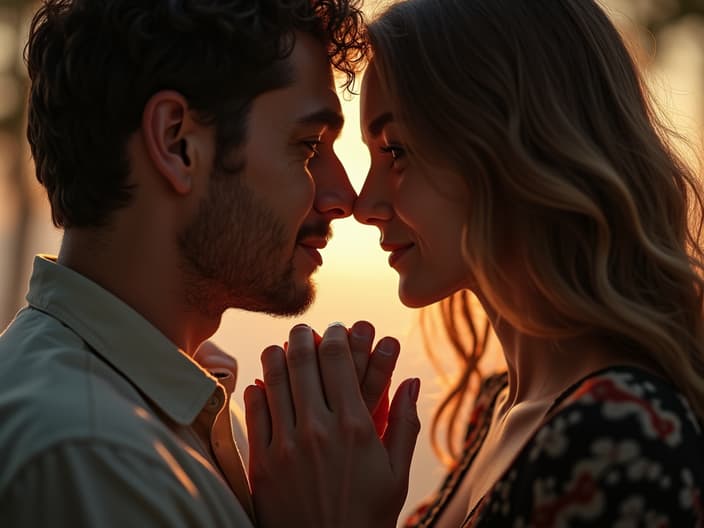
top-left (255, 378), bottom-right (265, 390)
top-left (409, 378), bottom-right (421, 403)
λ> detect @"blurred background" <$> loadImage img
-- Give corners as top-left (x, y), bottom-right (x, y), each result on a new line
top-left (0, 0), bottom-right (702, 523)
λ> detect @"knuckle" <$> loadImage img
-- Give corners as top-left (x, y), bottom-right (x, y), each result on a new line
top-left (285, 343), bottom-right (315, 369)
top-left (245, 392), bottom-right (267, 413)
top-left (275, 438), bottom-right (297, 463)
top-left (360, 384), bottom-right (381, 407)
top-left (318, 338), bottom-right (348, 360)
top-left (340, 416), bottom-right (373, 443)
top-left (249, 457), bottom-right (270, 480)
top-left (301, 420), bottom-right (329, 446)
top-left (263, 366), bottom-right (289, 387)
top-left (369, 355), bottom-right (394, 377)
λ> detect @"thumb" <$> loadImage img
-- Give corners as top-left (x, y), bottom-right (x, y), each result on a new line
top-left (383, 378), bottom-right (421, 483)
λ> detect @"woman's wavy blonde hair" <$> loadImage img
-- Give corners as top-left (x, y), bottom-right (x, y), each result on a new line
top-left (367, 0), bottom-right (704, 465)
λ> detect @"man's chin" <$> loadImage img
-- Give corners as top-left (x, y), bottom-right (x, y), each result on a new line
top-left (230, 279), bottom-right (316, 317)
top-left (266, 281), bottom-right (316, 317)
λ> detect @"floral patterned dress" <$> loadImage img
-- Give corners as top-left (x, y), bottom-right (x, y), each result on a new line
top-left (406, 366), bottom-right (704, 527)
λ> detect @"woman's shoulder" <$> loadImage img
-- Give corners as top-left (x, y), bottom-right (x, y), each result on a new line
top-left (470, 366), bottom-right (704, 527)
top-left (550, 365), bottom-right (703, 446)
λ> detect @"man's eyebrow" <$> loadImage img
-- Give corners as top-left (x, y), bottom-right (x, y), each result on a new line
top-left (367, 112), bottom-right (393, 138)
top-left (296, 108), bottom-right (344, 131)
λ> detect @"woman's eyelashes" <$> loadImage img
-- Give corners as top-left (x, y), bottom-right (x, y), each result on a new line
top-left (380, 145), bottom-right (404, 159)
top-left (380, 143), bottom-right (408, 171)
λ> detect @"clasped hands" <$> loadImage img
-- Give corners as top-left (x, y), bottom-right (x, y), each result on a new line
top-left (243, 321), bottom-right (421, 528)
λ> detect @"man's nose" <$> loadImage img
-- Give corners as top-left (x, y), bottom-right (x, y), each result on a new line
top-left (312, 153), bottom-right (357, 219)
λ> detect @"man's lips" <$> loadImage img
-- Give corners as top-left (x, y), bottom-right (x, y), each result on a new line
top-left (297, 238), bottom-right (328, 267)
top-left (298, 238), bottom-right (328, 250)
top-left (381, 242), bottom-right (415, 267)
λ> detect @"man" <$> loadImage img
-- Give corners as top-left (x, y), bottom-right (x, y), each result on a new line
top-left (0, 0), bottom-right (387, 525)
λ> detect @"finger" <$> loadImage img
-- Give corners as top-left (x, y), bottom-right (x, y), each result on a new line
top-left (287, 330), bottom-right (322, 351)
top-left (260, 345), bottom-right (296, 437)
top-left (318, 322), bottom-right (364, 413)
top-left (285, 324), bottom-right (328, 416)
top-left (349, 321), bottom-right (375, 381)
top-left (383, 378), bottom-right (421, 482)
top-left (360, 336), bottom-right (399, 416)
top-left (372, 384), bottom-right (390, 437)
top-left (244, 384), bottom-right (271, 451)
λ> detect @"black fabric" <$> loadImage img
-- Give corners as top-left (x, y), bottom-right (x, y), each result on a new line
top-left (407, 367), bottom-right (704, 527)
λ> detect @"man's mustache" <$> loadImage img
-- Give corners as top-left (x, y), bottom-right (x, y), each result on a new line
top-left (296, 222), bottom-right (331, 243)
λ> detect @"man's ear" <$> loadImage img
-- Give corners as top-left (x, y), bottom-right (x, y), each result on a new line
top-left (142, 90), bottom-right (208, 195)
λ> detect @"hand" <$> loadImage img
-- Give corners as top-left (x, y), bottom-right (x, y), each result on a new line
top-left (193, 340), bottom-right (238, 383)
top-left (244, 323), bottom-right (421, 528)
top-left (283, 321), bottom-right (400, 436)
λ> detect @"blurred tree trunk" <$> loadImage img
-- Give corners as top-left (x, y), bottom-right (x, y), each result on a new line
top-left (2, 0), bottom-right (31, 326)
top-left (644, 0), bottom-right (704, 35)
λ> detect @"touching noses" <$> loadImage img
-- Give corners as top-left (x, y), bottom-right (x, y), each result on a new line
top-left (353, 167), bottom-right (393, 226)
top-left (313, 153), bottom-right (356, 220)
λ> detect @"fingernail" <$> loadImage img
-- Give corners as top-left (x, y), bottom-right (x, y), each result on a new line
top-left (327, 321), bottom-right (347, 330)
top-left (293, 323), bottom-right (310, 331)
top-left (378, 337), bottom-right (399, 356)
top-left (255, 378), bottom-right (265, 389)
top-left (351, 322), bottom-right (373, 339)
top-left (409, 378), bottom-right (421, 403)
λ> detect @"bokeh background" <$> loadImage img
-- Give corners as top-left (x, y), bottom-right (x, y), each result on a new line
top-left (1, 0), bottom-right (703, 523)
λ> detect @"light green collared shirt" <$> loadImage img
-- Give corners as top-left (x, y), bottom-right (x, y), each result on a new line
top-left (0, 256), bottom-right (254, 527)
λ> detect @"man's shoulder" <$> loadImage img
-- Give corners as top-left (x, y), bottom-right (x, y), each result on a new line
top-left (0, 307), bottom-right (165, 489)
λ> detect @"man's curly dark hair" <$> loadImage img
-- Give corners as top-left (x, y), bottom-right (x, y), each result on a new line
top-left (25, 0), bottom-right (367, 228)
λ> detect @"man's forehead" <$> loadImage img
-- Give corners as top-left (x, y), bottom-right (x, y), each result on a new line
top-left (283, 32), bottom-right (343, 131)
top-left (294, 91), bottom-right (344, 131)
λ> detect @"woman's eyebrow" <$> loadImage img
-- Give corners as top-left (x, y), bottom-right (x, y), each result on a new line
top-left (367, 112), bottom-right (394, 138)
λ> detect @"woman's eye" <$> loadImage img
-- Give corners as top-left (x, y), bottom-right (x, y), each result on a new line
top-left (380, 145), bottom-right (405, 160)
top-left (380, 144), bottom-right (408, 171)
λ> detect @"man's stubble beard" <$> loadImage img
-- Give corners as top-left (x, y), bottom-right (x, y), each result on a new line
top-left (178, 172), bottom-right (315, 319)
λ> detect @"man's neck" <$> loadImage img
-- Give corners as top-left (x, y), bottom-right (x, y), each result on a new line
top-left (58, 227), bottom-right (220, 355)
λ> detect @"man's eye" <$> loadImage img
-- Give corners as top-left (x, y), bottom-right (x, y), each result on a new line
top-left (303, 140), bottom-right (321, 157)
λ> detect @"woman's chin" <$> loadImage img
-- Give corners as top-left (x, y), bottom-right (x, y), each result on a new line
top-left (397, 273), bottom-right (471, 308)
top-left (398, 284), bottom-right (449, 309)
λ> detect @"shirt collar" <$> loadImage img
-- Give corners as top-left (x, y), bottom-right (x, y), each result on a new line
top-left (26, 255), bottom-right (217, 425)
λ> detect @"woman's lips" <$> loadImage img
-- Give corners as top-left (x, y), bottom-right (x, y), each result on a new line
top-left (381, 242), bottom-right (415, 268)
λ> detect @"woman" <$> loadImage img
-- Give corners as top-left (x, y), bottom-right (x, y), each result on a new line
top-left (246, 1), bottom-right (704, 526)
